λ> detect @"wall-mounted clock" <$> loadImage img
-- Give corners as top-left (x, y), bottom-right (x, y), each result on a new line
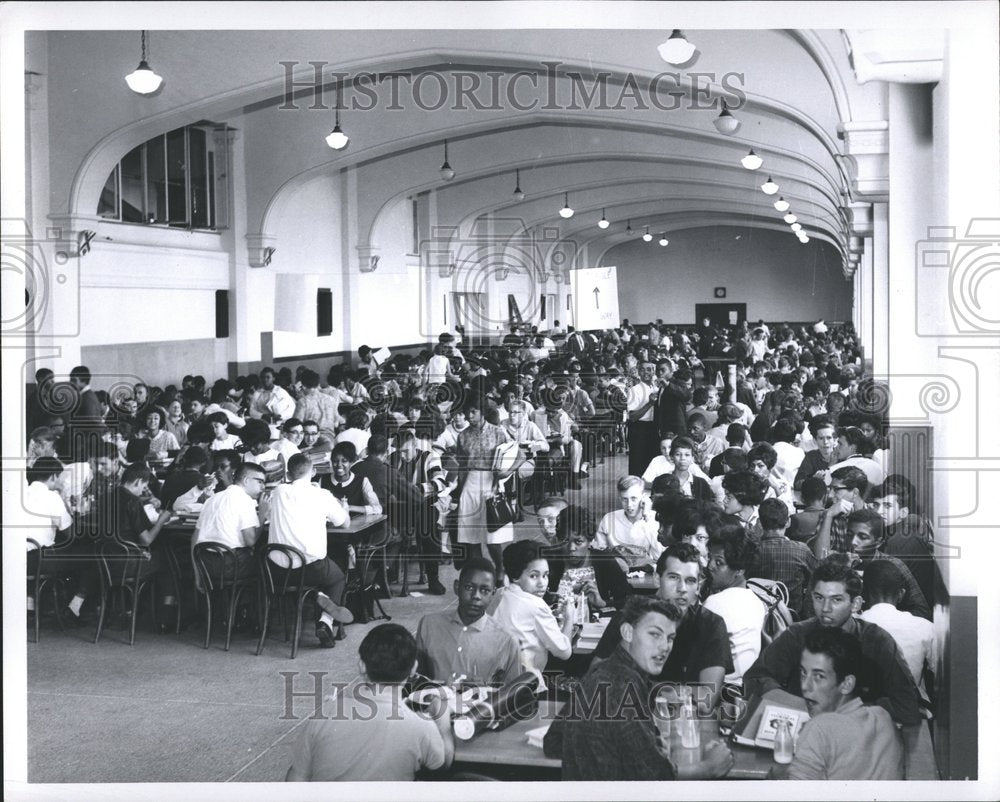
top-left (714, 287), bottom-right (727, 298)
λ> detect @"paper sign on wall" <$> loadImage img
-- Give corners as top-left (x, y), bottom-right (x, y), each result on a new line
top-left (571, 266), bottom-right (620, 331)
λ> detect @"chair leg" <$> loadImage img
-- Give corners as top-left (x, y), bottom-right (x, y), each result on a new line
top-left (93, 586), bottom-right (107, 645)
top-left (291, 592), bottom-right (307, 659)
top-left (202, 591), bottom-right (213, 650)
top-left (255, 594), bottom-right (271, 656)
top-left (224, 586), bottom-right (245, 653)
top-left (128, 586), bottom-right (141, 646)
top-left (32, 579), bottom-right (44, 644)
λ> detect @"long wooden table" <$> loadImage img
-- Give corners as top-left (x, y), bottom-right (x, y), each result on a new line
top-left (162, 512), bottom-right (387, 543)
top-left (450, 700), bottom-right (775, 779)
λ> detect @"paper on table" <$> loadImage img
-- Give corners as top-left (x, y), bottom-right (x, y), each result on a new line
top-left (525, 724), bottom-right (550, 749)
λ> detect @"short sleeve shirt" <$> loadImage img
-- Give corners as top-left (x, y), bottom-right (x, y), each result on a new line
top-left (194, 484), bottom-right (260, 549)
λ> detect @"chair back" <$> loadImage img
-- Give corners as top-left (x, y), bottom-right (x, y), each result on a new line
top-left (99, 539), bottom-right (150, 589)
top-left (193, 541), bottom-right (241, 593)
top-left (260, 543), bottom-right (309, 597)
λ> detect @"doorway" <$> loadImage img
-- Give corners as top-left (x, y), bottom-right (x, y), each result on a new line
top-left (695, 303), bottom-right (747, 328)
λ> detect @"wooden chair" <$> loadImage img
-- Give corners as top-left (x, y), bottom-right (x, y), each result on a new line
top-left (256, 543), bottom-right (322, 659)
top-left (192, 542), bottom-right (259, 651)
top-left (94, 540), bottom-right (160, 646)
top-left (26, 539), bottom-right (70, 643)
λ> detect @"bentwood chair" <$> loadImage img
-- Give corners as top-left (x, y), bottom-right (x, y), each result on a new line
top-left (94, 540), bottom-right (159, 646)
top-left (26, 539), bottom-right (70, 643)
top-left (256, 543), bottom-right (322, 659)
top-left (192, 542), bottom-right (260, 651)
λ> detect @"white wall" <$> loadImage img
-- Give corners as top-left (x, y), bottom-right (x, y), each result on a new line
top-left (604, 225), bottom-right (852, 324)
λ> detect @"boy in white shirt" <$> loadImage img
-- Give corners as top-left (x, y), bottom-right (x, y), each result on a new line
top-left (594, 475), bottom-right (663, 572)
top-left (24, 457), bottom-right (99, 620)
top-left (704, 524), bottom-right (766, 686)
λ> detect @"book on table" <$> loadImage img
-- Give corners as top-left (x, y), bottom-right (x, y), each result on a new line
top-left (732, 689), bottom-right (810, 748)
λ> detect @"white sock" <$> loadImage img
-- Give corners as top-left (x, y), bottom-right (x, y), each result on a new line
top-left (319, 612), bottom-right (334, 629)
top-left (68, 595), bottom-right (84, 616)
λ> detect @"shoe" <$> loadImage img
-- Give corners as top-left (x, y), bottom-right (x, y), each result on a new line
top-left (315, 621), bottom-right (337, 648)
top-left (334, 624), bottom-right (348, 641)
top-left (316, 594), bottom-right (355, 625)
top-left (427, 578), bottom-right (447, 595)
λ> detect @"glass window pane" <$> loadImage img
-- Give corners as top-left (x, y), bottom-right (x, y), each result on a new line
top-left (189, 127), bottom-right (208, 228)
top-left (146, 135), bottom-right (167, 223)
top-left (166, 128), bottom-right (187, 225)
top-left (120, 145), bottom-right (145, 223)
top-left (97, 164), bottom-right (119, 218)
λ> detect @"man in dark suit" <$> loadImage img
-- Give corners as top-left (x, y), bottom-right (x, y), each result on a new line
top-left (65, 365), bottom-right (105, 462)
top-left (656, 366), bottom-right (693, 439)
top-left (565, 326), bottom-right (588, 359)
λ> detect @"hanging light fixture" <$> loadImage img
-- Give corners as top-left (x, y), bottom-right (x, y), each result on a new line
top-left (713, 99), bottom-right (740, 135)
top-left (741, 148), bottom-right (763, 170)
top-left (559, 193), bottom-right (574, 219)
top-left (790, 222), bottom-right (802, 232)
top-left (642, 227), bottom-right (653, 242)
top-left (324, 81), bottom-right (349, 150)
top-left (760, 176), bottom-right (779, 195)
top-left (439, 140), bottom-right (455, 181)
top-left (512, 169), bottom-right (525, 202)
top-left (125, 30), bottom-right (164, 95)
top-left (657, 30), bottom-right (697, 65)
top-left (625, 219), bottom-right (633, 236)
top-left (598, 208), bottom-right (610, 229)
top-left (658, 233), bottom-right (669, 247)
top-left (798, 234), bottom-right (810, 243)
top-left (783, 213), bottom-right (797, 224)
top-left (773, 196), bottom-right (790, 212)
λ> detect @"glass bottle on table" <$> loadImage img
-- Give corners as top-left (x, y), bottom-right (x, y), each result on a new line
top-left (653, 691), bottom-right (672, 757)
top-left (773, 718), bottom-right (794, 764)
top-left (679, 687), bottom-right (700, 749)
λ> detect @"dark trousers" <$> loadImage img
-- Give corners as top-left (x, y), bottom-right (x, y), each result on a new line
top-left (27, 543), bottom-right (101, 601)
top-left (627, 420), bottom-right (659, 477)
top-left (200, 547), bottom-right (257, 583)
top-left (271, 557), bottom-right (346, 619)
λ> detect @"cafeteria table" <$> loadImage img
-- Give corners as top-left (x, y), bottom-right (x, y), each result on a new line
top-left (448, 700), bottom-right (776, 780)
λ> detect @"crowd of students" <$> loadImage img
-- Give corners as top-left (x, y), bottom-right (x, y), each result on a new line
top-left (24, 317), bottom-right (939, 782)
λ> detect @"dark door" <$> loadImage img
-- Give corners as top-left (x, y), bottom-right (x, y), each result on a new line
top-left (695, 303), bottom-right (746, 328)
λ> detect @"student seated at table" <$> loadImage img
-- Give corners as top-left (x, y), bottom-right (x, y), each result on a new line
top-left (745, 498), bottom-right (818, 619)
top-left (321, 442), bottom-right (382, 515)
top-left (543, 595), bottom-right (735, 780)
top-left (720, 470), bottom-right (767, 539)
top-left (139, 407), bottom-right (180, 461)
top-left (414, 556), bottom-right (521, 687)
top-left (268, 453), bottom-right (354, 648)
top-left (860, 560), bottom-right (935, 706)
top-left (207, 411), bottom-right (242, 451)
top-left (591, 543), bottom-right (732, 714)
top-left (193, 461), bottom-right (269, 581)
top-left (547, 504), bottom-right (631, 611)
top-left (490, 540), bottom-right (576, 675)
top-left (286, 623), bottom-right (453, 781)
top-left (847, 508), bottom-right (930, 620)
top-left (870, 474), bottom-right (936, 607)
top-left (659, 436), bottom-right (715, 501)
top-left (704, 524), bottom-right (766, 688)
top-left (112, 463), bottom-right (181, 625)
top-left (299, 419), bottom-right (333, 463)
top-left (24, 457), bottom-right (101, 622)
top-left (787, 476), bottom-right (827, 543)
top-left (160, 446), bottom-right (216, 512)
top-left (593, 475), bottom-right (663, 573)
top-left (640, 435), bottom-right (710, 490)
top-left (743, 559), bottom-right (922, 726)
top-left (779, 628), bottom-right (904, 780)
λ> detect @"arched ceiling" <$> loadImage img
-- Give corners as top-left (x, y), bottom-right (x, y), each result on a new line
top-left (39, 27), bottom-right (886, 275)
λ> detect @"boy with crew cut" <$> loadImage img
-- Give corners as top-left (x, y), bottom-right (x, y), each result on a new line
top-left (286, 624), bottom-right (453, 781)
top-left (543, 595), bottom-right (734, 780)
top-left (847, 508), bottom-right (930, 620)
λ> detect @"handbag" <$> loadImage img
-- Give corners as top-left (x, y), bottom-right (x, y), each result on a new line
top-left (485, 490), bottom-right (515, 533)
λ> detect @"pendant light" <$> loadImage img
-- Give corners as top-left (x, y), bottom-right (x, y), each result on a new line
top-left (713, 100), bottom-right (740, 135)
top-left (741, 148), bottom-right (763, 170)
top-left (773, 196), bottom-right (790, 212)
top-left (657, 30), bottom-right (696, 65)
top-left (625, 219), bottom-right (633, 236)
top-left (760, 176), bottom-right (779, 195)
top-left (559, 193), bottom-right (574, 219)
top-left (324, 82), bottom-right (349, 149)
top-left (790, 223), bottom-right (802, 232)
top-left (783, 213), bottom-right (797, 224)
top-left (513, 169), bottom-right (525, 202)
top-left (598, 209), bottom-right (610, 229)
top-left (658, 233), bottom-right (669, 246)
top-left (125, 31), bottom-right (163, 95)
top-left (642, 227), bottom-right (653, 242)
top-left (439, 140), bottom-right (455, 181)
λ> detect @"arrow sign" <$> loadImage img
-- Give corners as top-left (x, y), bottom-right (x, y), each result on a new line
top-left (593, 287), bottom-right (601, 308)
